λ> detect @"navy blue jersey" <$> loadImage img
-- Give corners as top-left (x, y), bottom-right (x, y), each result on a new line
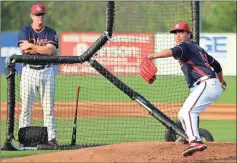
top-left (171, 40), bottom-right (216, 88)
top-left (18, 25), bottom-right (59, 53)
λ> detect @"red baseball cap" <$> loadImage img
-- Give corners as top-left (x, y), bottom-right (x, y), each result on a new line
top-left (170, 21), bottom-right (191, 33)
top-left (31, 4), bottom-right (46, 15)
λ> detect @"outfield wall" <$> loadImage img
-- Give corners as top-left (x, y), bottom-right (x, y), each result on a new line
top-left (1, 32), bottom-right (236, 76)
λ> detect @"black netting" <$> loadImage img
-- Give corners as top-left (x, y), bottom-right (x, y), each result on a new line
top-left (5, 1), bottom-right (198, 148)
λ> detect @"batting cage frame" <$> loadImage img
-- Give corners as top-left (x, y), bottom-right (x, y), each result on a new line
top-left (2, 1), bottom-right (200, 150)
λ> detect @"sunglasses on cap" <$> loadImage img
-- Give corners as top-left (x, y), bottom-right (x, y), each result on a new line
top-left (34, 13), bottom-right (45, 16)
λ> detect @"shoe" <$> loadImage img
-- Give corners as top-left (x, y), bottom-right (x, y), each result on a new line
top-left (176, 136), bottom-right (189, 144)
top-left (48, 138), bottom-right (58, 146)
top-left (182, 141), bottom-right (207, 157)
top-left (183, 136), bottom-right (189, 144)
top-left (19, 143), bottom-right (24, 148)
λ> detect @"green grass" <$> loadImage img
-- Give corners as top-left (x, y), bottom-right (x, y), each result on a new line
top-left (1, 75), bottom-right (188, 102)
top-left (200, 120), bottom-right (236, 142)
top-left (1, 119), bottom-right (236, 158)
top-left (1, 117), bottom-right (166, 146)
top-left (215, 76), bottom-right (236, 103)
top-left (1, 150), bottom-right (56, 159)
top-left (1, 75), bottom-right (236, 103)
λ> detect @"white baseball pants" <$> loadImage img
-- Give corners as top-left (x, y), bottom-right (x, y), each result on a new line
top-left (178, 78), bottom-right (222, 142)
top-left (19, 65), bottom-right (56, 141)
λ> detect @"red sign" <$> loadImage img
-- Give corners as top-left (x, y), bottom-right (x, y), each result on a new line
top-left (60, 32), bottom-right (154, 75)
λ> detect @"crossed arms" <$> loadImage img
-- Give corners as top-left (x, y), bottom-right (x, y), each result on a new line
top-left (19, 41), bottom-right (56, 56)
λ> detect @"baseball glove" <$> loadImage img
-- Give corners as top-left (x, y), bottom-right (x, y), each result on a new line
top-left (140, 57), bottom-right (157, 84)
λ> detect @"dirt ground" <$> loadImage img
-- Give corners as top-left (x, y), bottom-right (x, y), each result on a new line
top-left (2, 142), bottom-right (236, 163)
top-left (1, 102), bottom-right (236, 163)
top-left (1, 102), bottom-right (236, 120)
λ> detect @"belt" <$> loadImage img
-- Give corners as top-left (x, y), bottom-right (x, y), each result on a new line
top-left (192, 75), bottom-right (216, 88)
top-left (28, 65), bottom-right (51, 70)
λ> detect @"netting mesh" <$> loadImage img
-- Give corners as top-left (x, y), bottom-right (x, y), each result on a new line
top-left (12, 1), bottom-right (194, 146)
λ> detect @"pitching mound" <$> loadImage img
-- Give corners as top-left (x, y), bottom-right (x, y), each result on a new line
top-left (3, 142), bottom-right (236, 163)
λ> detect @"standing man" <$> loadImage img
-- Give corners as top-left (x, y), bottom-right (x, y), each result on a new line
top-left (18, 4), bottom-right (58, 145)
top-left (147, 22), bottom-right (227, 156)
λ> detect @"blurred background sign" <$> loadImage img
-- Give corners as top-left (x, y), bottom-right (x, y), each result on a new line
top-left (59, 32), bottom-right (154, 75)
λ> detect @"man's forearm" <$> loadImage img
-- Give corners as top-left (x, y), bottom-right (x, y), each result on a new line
top-left (216, 71), bottom-right (227, 90)
top-left (147, 49), bottom-right (173, 59)
top-left (23, 49), bottom-right (38, 54)
top-left (216, 71), bottom-right (224, 83)
top-left (31, 44), bottom-right (56, 56)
